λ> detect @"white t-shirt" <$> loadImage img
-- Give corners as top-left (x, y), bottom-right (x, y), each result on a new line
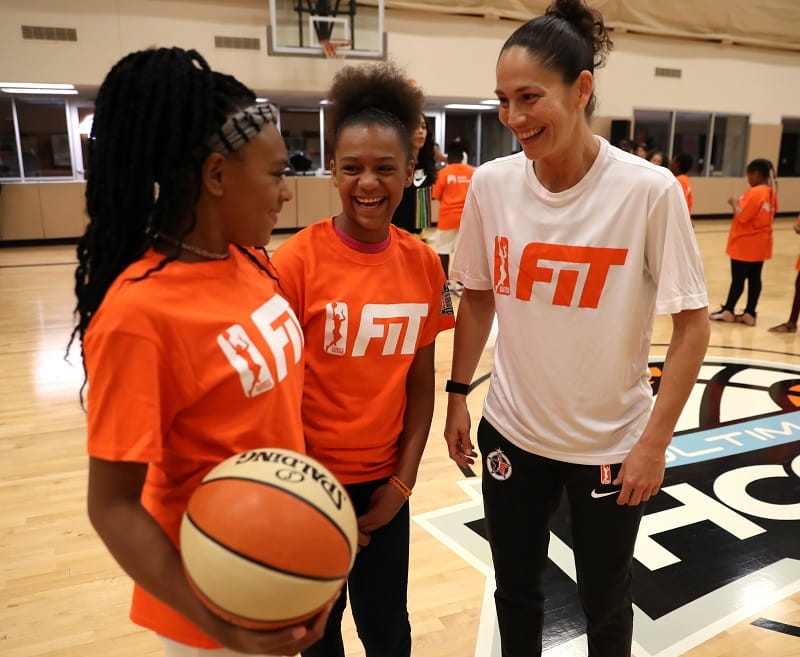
top-left (451, 137), bottom-right (708, 465)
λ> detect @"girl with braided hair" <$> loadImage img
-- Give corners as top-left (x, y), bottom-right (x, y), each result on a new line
top-left (271, 61), bottom-right (454, 657)
top-left (73, 47), bottom-right (331, 656)
top-left (444, 0), bottom-right (709, 654)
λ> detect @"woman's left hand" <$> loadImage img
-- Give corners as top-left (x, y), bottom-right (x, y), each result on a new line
top-left (357, 481), bottom-right (408, 536)
top-left (612, 440), bottom-right (666, 506)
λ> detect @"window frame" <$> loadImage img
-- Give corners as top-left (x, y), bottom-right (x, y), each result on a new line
top-left (632, 108), bottom-right (749, 177)
top-left (0, 95), bottom-right (87, 182)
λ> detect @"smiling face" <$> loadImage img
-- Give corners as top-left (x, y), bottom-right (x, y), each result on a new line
top-left (332, 122), bottom-right (413, 243)
top-left (411, 115), bottom-right (428, 154)
top-left (218, 123), bottom-right (292, 246)
top-left (495, 46), bottom-right (592, 166)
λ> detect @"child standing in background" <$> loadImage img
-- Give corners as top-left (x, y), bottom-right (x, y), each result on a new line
top-left (432, 140), bottom-right (475, 294)
top-left (710, 158), bottom-right (777, 326)
top-left (272, 62), bottom-right (455, 657)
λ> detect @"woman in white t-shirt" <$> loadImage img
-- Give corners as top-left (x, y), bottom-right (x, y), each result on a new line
top-left (443, 1), bottom-right (710, 656)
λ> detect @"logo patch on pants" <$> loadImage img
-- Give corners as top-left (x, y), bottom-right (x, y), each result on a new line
top-left (486, 448), bottom-right (512, 481)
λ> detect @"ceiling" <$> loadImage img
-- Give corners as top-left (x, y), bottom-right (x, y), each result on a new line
top-left (366, 0), bottom-right (800, 52)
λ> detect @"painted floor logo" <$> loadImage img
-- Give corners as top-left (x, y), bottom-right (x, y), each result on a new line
top-left (415, 357), bottom-right (800, 657)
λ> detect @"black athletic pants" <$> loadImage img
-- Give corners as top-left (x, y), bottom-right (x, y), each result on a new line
top-left (722, 258), bottom-right (764, 316)
top-left (478, 418), bottom-right (645, 657)
top-left (302, 478), bottom-right (411, 657)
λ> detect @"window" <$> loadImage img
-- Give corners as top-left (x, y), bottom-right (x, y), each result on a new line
top-left (633, 109), bottom-right (748, 176)
top-left (280, 108), bottom-right (322, 173)
top-left (480, 112), bottom-right (516, 164)
top-left (778, 117), bottom-right (800, 177)
top-left (444, 112), bottom-right (479, 166)
top-left (15, 98), bottom-right (73, 178)
top-left (633, 110), bottom-right (671, 157)
top-left (710, 115), bottom-right (747, 177)
top-left (76, 105), bottom-right (94, 178)
top-left (0, 97), bottom-right (20, 177)
top-left (672, 112), bottom-right (710, 175)
top-left (439, 109), bottom-right (514, 166)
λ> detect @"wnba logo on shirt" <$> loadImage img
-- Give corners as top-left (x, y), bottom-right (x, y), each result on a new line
top-left (324, 301), bottom-right (348, 356)
top-left (218, 296), bottom-right (303, 398)
top-left (218, 327), bottom-right (275, 397)
top-left (494, 236), bottom-right (511, 295)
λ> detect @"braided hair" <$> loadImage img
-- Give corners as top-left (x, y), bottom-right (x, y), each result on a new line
top-left (70, 47), bottom-right (269, 360)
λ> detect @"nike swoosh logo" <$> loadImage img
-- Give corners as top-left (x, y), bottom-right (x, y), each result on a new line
top-left (591, 489), bottom-right (620, 499)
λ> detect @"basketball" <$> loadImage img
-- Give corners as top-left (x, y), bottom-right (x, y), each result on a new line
top-left (179, 447), bottom-right (358, 630)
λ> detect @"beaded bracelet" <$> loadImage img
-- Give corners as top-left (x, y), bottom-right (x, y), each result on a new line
top-left (389, 475), bottom-right (412, 499)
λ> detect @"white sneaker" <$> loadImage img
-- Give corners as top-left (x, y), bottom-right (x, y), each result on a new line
top-left (448, 281), bottom-right (464, 297)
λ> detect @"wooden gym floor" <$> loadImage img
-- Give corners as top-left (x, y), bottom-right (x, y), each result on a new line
top-left (1, 217), bottom-right (799, 657)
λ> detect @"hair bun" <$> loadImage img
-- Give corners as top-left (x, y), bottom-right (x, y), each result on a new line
top-left (548, 0), bottom-right (585, 23)
top-left (547, 0), bottom-right (611, 68)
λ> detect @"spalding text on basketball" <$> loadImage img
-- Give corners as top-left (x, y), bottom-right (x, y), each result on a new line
top-left (236, 449), bottom-right (346, 510)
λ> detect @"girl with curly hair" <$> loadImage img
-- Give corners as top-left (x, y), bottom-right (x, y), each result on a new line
top-left (271, 61), bottom-right (455, 657)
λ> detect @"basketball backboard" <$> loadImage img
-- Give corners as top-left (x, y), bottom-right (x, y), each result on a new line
top-left (268, 0), bottom-right (385, 59)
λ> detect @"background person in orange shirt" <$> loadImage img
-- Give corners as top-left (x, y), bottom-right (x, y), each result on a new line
top-left (271, 62), bottom-right (455, 657)
top-left (669, 151), bottom-right (694, 216)
top-left (432, 140), bottom-right (475, 293)
top-left (73, 47), bottom-right (330, 657)
top-left (710, 158), bottom-right (778, 326)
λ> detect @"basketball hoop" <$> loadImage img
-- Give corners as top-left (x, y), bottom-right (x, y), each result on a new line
top-left (320, 38), bottom-right (351, 59)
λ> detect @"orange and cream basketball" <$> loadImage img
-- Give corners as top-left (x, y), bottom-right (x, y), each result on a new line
top-left (179, 448), bottom-right (357, 629)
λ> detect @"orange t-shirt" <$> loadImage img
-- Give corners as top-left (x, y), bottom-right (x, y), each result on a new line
top-left (726, 184), bottom-right (777, 262)
top-left (85, 247), bottom-right (305, 648)
top-left (676, 173), bottom-right (693, 214)
top-left (432, 162), bottom-right (475, 230)
top-left (271, 219), bottom-right (455, 483)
